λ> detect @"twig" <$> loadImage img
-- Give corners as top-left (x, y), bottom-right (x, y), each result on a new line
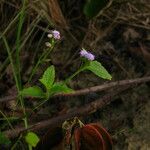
top-left (0, 95), bottom-right (17, 103)
top-left (4, 86), bottom-right (130, 138)
top-left (0, 76), bottom-right (150, 102)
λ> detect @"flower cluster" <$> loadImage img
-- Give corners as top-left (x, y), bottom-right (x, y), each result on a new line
top-left (80, 49), bottom-right (95, 61)
top-left (45, 30), bottom-right (60, 47)
top-left (48, 30), bottom-right (60, 40)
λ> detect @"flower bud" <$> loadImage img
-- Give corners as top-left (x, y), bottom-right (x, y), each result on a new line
top-left (45, 42), bottom-right (51, 48)
top-left (47, 34), bottom-right (53, 38)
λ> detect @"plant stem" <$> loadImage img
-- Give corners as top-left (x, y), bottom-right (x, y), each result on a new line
top-left (0, 14), bottom-right (41, 80)
top-left (28, 145), bottom-right (32, 150)
top-left (11, 134), bottom-right (22, 150)
top-left (15, 0), bottom-right (29, 132)
top-left (28, 45), bottom-right (55, 83)
top-left (2, 36), bottom-right (20, 91)
top-left (15, 0), bottom-right (26, 90)
top-left (33, 95), bottom-right (50, 111)
top-left (65, 67), bottom-right (85, 83)
top-left (2, 36), bottom-right (28, 148)
top-left (0, 110), bottom-right (14, 130)
top-left (3, 1), bottom-right (29, 145)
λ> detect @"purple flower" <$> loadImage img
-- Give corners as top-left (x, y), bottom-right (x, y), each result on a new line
top-left (80, 49), bottom-right (88, 56)
top-left (51, 30), bottom-right (60, 40)
top-left (85, 53), bottom-right (95, 60)
top-left (80, 49), bottom-right (95, 61)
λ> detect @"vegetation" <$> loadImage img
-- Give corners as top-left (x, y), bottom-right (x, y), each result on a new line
top-left (0, 0), bottom-right (150, 149)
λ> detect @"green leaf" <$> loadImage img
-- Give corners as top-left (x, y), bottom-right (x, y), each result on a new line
top-left (83, 0), bottom-right (108, 18)
top-left (0, 132), bottom-right (11, 145)
top-left (20, 86), bottom-right (45, 98)
top-left (86, 61), bottom-right (112, 80)
top-left (50, 82), bottom-right (73, 94)
top-left (39, 66), bottom-right (55, 90)
top-left (25, 132), bottom-right (40, 148)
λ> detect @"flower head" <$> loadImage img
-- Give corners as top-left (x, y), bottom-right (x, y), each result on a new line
top-left (47, 30), bottom-right (61, 40)
top-left (80, 49), bottom-right (95, 61)
top-left (85, 53), bottom-right (95, 61)
top-left (51, 30), bottom-right (60, 40)
top-left (80, 49), bottom-right (88, 56)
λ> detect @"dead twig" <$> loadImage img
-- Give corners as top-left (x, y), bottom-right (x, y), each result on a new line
top-left (48, 0), bottom-right (68, 28)
top-left (0, 76), bottom-right (150, 102)
top-left (61, 76), bottom-right (150, 97)
top-left (4, 86), bottom-right (130, 139)
top-left (0, 95), bottom-right (17, 103)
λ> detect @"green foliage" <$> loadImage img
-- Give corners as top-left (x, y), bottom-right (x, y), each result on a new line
top-left (20, 86), bottom-right (45, 98)
top-left (25, 132), bottom-right (39, 148)
top-left (0, 132), bottom-right (11, 145)
top-left (39, 66), bottom-right (55, 91)
top-left (83, 0), bottom-right (108, 18)
top-left (21, 65), bottom-right (73, 99)
top-left (51, 82), bottom-right (74, 94)
top-left (85, 61), bottom-right (112, 80)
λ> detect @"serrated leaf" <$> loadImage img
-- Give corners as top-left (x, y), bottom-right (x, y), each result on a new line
top-left (0, 132), bottom-right (11, 145)
top-left (25, 132), bottom-right (40, 147)
top-left (39, 66), bottom-right (55, 90)
top-left (50, 82), bottom-right (73, 94)
top-left (20, 86), bottom-right (45, 98)
top-left (83, 0), bottom-right (108, 18)
top-left (86, 61), bottom-right (112, 80)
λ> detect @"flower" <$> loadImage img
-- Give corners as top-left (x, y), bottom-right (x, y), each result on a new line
top-left (47, 30), bottom-right (61, 40)
top-left (51, 30), bottom-right (60, 40)
top-left (85, 53), bottom-right (95, 61)
top-left (80, 49), bottom-right (95, 61)
top-left (80, 49), bottom-right (88, 56)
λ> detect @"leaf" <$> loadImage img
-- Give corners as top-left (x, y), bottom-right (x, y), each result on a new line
top-left (25, 132), bottom-right (40, 148)
top-left (79, 125), bottom-right (105, 149)
top-left (83, 0), bottom-right (108, 18)
top-left (86, 61), bottom-right (112, 80)
top-left (89, 123), bottom-right (113, 150)
top-left (0, 132), bottom-right (11, 145)
top-left (50, 82), bottom-right (73, 94)
top-left (20, 86), bottom-right (45, 98)
top-left (39, 66), bottom-right (55, 90)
